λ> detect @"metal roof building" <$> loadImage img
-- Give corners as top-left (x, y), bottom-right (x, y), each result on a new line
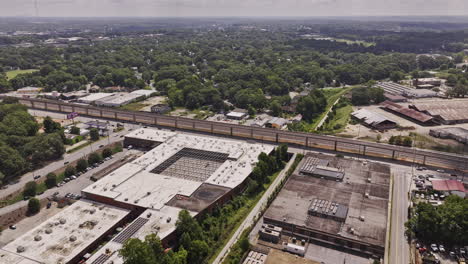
top-left (410, 100), bottom-right (468, 124)
top-left (380, 101), bottom-right (434, 124)
top-left (431, 179), bottom-right (466, 198)
top-left (351, 108), bottom-right (397, 130)
top-left (429, 127), bottom-right (468, 143)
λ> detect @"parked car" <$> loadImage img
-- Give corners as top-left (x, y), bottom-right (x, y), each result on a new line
top-left (436, 169), bottom-right (444, 173)
top-left (46, 202), bottom-right (52, 209)
top-left (71, 176), bottom-right (77, 180)
top-left (53, 192), bottom-right (59, 196)
top-left (439, 245), bottom-right (446, 253)
top-left (431, 244), bottom-right (439, 252)
top-left (64, 178), bottom-right (71, 182)
top-left (9, 225), bottom-right (16, 230)
top-left (421, 194), bottom-right (425, 199)
top-left (33, 175), bottom-right (41, 180)
top-left (64, 161), bottom-right (69, 165)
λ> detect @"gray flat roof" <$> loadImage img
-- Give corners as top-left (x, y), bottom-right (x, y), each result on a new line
top-left (2, 200), bottom-right (130, 264)
top-left (264, 153), bottom-right (390, 247)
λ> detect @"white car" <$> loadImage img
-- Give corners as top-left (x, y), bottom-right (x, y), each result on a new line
top-left (439, 245), bottom-right (445, 253)
top-left (431, 244), bottom-right (438, 252)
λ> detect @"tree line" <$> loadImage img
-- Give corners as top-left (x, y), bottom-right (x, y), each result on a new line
top-left (0, 100), bottom-right (65, 185)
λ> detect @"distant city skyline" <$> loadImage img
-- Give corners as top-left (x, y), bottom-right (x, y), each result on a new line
top-left (1, 0), bottom-right (467, 17)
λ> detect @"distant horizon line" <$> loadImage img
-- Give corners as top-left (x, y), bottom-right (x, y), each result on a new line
top-left (1, 15), bottom-right (468, 19)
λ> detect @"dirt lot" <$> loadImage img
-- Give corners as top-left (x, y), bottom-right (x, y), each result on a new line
top-left (265, 249), bottom-right (319, 264)
top-left (139, 96), bottom-right (168, 112)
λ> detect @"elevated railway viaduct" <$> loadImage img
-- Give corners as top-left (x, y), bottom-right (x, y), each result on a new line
top-left (11, 97), bottom-right (468, 171)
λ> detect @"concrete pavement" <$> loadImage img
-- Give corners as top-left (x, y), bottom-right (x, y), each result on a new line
top-left (388, 167), bottom-right (411, 264)
top-left (212, 153), bottom-right (297, 264)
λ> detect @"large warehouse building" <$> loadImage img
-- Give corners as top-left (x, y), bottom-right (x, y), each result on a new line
top-left (263, 153), bottom-right (390, 258)
top-left (0, 200), bottom-right (130, 264)
top-left (1, 128), bottom-right (273, 264)
top-left (410, 100), bottom-right (468, 124)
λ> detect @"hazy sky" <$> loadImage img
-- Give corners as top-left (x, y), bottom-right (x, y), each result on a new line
top-left (1, 0), bottom-right (467, 17)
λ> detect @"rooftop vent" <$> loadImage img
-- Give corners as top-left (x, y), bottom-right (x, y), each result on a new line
top-left (34, 235), bottom-right (42, 241)
top-left (45, 228), bottom-right (53, 234)
top-left (17, 246), bottom-right (25, 253)
top-left (70, 235), bottom-right (77, 242)
top-left (59, 219), bottom-right (66, 224)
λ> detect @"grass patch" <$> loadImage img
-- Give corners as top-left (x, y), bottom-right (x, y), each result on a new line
top-left (321, 104), bottom-right (353, 134)
top-left (307, 87), bottom-right (351, 131)
top-left (66, 140), bottom-right (93, 153)
top-left (6, 69), bottom-right (38, 80)
top-left (409, 132), bottom-right (466, 154)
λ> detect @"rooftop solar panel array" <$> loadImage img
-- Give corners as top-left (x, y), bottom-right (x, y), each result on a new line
top-left (112, 217), bottom-right (149, 244)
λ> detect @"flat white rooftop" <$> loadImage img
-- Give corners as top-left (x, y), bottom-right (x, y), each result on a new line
top-left (85, 206), bottom-right (193, 264)
top-left (0, 249), bottom-right (39, 264)
top-left (2, 200), bottom-right (129, 264)
top-left (78, 93), bottom-right (114, 103)
top-left (83, 129), bottom-right (273, 210)
top-left (95, 93), bottom-right (141, 105)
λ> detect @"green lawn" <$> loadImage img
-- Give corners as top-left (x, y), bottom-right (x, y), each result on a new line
top-left (6, 69), bottom-right (38, 80)
top-left (307, 87), bottom-right (351, 131)
top-left (322, 104), bottom-right (353, 134)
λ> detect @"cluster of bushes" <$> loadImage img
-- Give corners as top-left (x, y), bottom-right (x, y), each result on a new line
top-left (388, 135), bottom-right (413, 147)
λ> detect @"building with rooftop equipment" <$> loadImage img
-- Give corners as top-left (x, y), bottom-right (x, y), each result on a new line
top-left (94, 92), bottom-right (143, 107)
top-left (351, 108), bottom-right (397, 130)
top-left (0, 200), bottom-right (130, 264)
top-left (263, 153), bottom-right (390, 258)
top-left (80, 128), bottom-right (273, 263)
top-left (226, 109), bottom-right (248, 120)
top-left (78, 93), bottom-right (114, 104)
top-left (1, 128), bottom-right (274, 264)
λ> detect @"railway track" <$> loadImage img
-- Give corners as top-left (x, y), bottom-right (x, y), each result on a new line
top-left (10, 97), bottom-right (468, 171)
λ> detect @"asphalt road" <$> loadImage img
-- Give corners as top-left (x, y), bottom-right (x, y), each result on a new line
top-left (0, 149), bottom-right (134, 216)
top-left (388, 166), bottom-right (411, 264)
top-left (212, 153), bottom-right (297, 264)
top-left (0, 110), bottom-right (132, 201)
